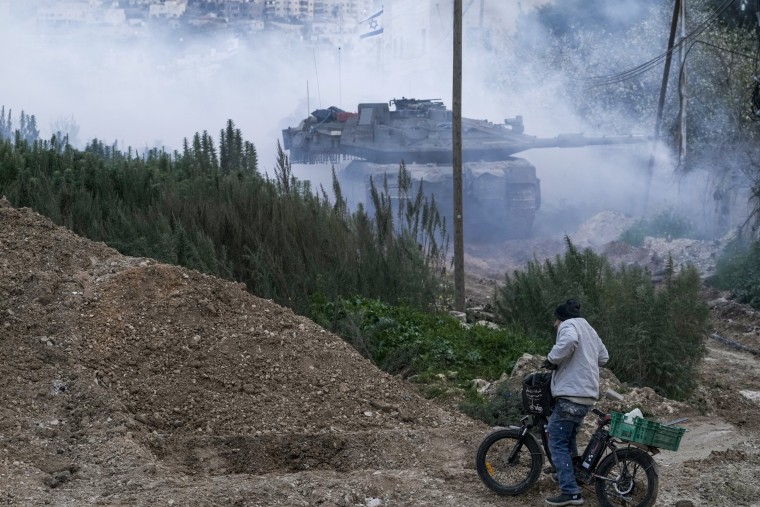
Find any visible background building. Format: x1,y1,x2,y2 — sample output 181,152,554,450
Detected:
262,0,372,21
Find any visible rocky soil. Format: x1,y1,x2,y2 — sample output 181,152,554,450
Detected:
1,200,759,506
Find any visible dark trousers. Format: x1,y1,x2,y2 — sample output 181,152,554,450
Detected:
547,398,590,494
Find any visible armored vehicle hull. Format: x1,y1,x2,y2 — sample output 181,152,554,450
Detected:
341,159,540,240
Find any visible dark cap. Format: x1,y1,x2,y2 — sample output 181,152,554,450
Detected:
555,299,581,321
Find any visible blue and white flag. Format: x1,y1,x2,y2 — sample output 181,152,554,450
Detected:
359,7,383,39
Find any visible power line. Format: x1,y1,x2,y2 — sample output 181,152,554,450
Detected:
581,0,738,86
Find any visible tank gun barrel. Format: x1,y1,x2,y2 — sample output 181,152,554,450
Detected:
529,133,649,150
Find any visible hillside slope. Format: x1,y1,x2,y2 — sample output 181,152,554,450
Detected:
0,198,499,506
2,198,760,506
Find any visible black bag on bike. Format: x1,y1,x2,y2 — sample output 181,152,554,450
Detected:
522,371,554,416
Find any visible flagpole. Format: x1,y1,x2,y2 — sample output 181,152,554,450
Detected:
338,46,342,109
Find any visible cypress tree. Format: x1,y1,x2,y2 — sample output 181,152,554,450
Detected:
0,106,10,139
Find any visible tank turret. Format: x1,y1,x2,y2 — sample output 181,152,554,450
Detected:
281,98,647,240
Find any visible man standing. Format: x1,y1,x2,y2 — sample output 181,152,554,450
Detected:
544,299,609,506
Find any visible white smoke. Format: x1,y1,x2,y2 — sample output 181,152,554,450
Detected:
0,0,747,239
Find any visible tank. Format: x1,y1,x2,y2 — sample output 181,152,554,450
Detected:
281,97,646,240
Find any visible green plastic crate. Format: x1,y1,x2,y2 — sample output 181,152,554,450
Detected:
609,412,686,451
609,411,638,441
638,420,686,451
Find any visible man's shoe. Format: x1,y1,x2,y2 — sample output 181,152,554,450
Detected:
545,492,583,506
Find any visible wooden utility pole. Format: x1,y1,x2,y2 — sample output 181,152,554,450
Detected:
453,0,465,312
677,0,687,169
644,0,681,210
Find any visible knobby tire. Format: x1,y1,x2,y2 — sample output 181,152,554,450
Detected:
594,447,659,507
475,428,543,496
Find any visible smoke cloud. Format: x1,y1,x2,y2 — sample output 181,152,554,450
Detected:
0,1,744,240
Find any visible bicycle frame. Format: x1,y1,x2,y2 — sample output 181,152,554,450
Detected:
518,407,647,484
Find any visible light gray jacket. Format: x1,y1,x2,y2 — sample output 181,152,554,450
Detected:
548,317,609,401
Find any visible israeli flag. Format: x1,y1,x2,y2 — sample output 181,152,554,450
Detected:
359,7,383,39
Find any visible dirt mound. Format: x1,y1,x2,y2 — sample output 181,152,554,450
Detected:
569,210,636,249
0,199,495,506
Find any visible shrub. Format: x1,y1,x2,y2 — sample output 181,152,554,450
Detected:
620,209,697,247
619,223,647,247
0,121,451,317
493,238,710,400
494,238,610,338
708,239,760,308
310,296,545,382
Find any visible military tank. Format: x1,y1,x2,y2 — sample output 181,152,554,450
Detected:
281,97,646,240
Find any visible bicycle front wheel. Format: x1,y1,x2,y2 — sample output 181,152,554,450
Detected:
475,428,543,496
594,447,659,507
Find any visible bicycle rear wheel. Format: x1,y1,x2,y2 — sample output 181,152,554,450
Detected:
594,447,659,507
475,428,543,496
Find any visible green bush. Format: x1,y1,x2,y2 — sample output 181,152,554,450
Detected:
493,238,610,337
708,239,760,308
619,223,647,247
493,238,710,400
620,209,697,247
310,296,546,382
